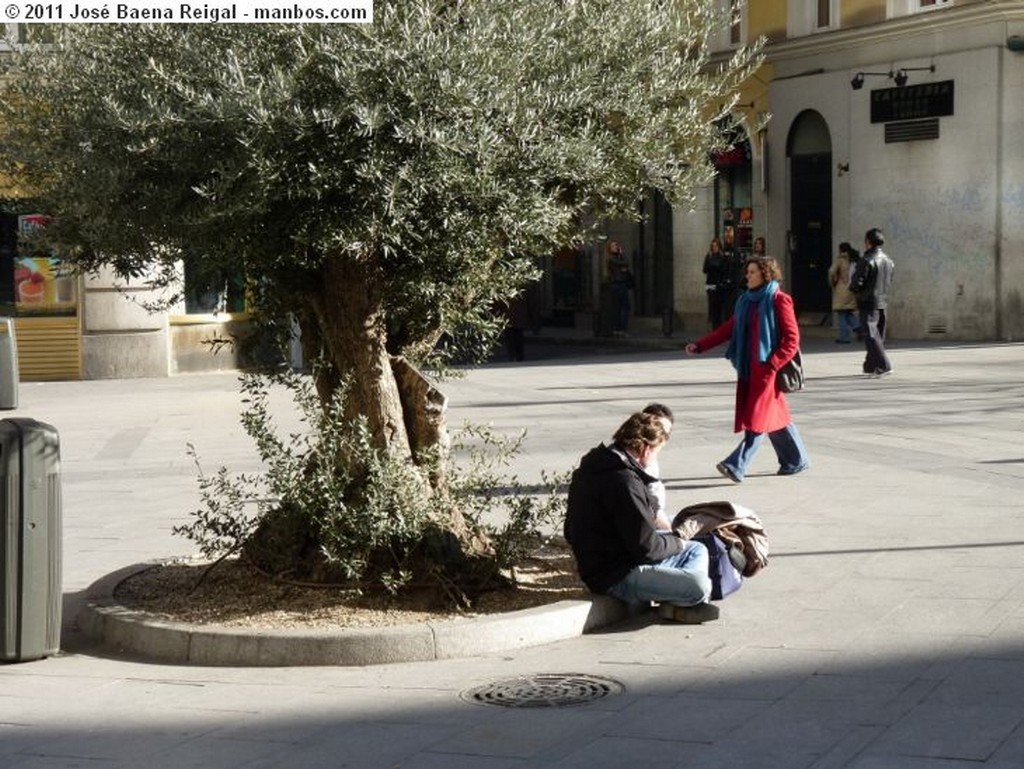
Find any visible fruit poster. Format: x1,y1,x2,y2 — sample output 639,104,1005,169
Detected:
16,215,77,313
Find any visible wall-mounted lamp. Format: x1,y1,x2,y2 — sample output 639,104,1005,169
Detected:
1007,35,1024,52
893,64,936,87
850,71,892,90
837,162,850,177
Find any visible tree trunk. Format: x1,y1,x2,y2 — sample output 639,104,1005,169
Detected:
309,255,480,549
312,257,411,455
391,355,449,491
248,256,495,592
295,304,342,406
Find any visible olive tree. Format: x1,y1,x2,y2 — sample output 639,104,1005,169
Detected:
0,3,761,593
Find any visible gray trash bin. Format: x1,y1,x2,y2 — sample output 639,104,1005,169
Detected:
0,318,17,410
1,418,62,662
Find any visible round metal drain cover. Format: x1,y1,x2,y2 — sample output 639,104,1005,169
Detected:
460,673,624,708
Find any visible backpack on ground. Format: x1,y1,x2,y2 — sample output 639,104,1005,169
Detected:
693,532,744,600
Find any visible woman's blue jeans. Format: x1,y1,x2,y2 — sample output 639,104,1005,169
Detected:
720,423,809,480
606,540,711,607
836,309,860,342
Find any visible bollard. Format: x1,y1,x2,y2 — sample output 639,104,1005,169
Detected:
0,318,18,410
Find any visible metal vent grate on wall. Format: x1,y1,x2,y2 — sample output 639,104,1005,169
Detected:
885,119,940,143
926,316,949,335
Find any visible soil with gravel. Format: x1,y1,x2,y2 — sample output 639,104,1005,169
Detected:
113,542,589,629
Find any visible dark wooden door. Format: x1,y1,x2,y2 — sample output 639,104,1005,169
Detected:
789,153,832,314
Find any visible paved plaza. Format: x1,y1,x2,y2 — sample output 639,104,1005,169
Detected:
2,333,1024,768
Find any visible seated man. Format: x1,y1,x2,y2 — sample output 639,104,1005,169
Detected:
641,402,674,530
563,412,718,624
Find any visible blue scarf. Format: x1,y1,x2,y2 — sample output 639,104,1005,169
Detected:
725,280,779,380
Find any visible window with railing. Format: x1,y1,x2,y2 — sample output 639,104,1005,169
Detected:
716,0,746,49
789,0,838,37
16,24,56,43
817,0,832,28
888,0,953,17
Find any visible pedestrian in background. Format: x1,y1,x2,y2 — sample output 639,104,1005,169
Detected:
685,256,810,482
702,237,731,328
850,227,895,376
501,291,531,362
828,242,861,344
721,227,743,319
606,240,633,338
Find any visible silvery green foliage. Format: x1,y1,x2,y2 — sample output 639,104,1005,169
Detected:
174,371,443,589
447,423,570,576
2,5,762,590
0,3,761,366
175,372,570,595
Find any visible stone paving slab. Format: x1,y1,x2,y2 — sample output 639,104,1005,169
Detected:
1,337,1023,768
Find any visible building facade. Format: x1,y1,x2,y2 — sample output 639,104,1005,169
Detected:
4,2,1022,381
0,214,253,382
671,0,1024,341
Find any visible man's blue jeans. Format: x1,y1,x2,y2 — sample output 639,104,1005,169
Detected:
606,540,711,607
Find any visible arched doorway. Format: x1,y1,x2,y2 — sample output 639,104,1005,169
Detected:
787,110,832,314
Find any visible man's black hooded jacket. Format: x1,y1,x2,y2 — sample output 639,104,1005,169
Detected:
564,443,683,593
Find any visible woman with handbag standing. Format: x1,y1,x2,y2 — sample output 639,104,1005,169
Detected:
685,256,810,482
828,242,861,344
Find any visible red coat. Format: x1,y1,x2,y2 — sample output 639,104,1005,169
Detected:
694,290,800,434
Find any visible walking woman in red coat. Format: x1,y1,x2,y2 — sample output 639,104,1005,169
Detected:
685,256,809,482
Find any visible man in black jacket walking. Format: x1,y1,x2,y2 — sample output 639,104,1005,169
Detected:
850,227,895,376
564,412,717,623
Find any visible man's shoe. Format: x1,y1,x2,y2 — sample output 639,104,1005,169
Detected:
716,462,742,483
870,368,892,378
777,463,810,476
658,602,720,624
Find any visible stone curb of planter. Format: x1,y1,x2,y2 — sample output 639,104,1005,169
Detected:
77,563,633,667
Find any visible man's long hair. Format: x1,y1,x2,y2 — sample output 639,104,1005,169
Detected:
613,412,668,456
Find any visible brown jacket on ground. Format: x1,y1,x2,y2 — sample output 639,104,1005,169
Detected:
672,500,769,578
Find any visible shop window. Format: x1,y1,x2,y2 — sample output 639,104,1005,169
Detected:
712,136,754,256
183,258,246,315
0,213,77,316
0,213,18,308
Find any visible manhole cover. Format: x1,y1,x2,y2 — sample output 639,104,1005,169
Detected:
460,673,624,708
